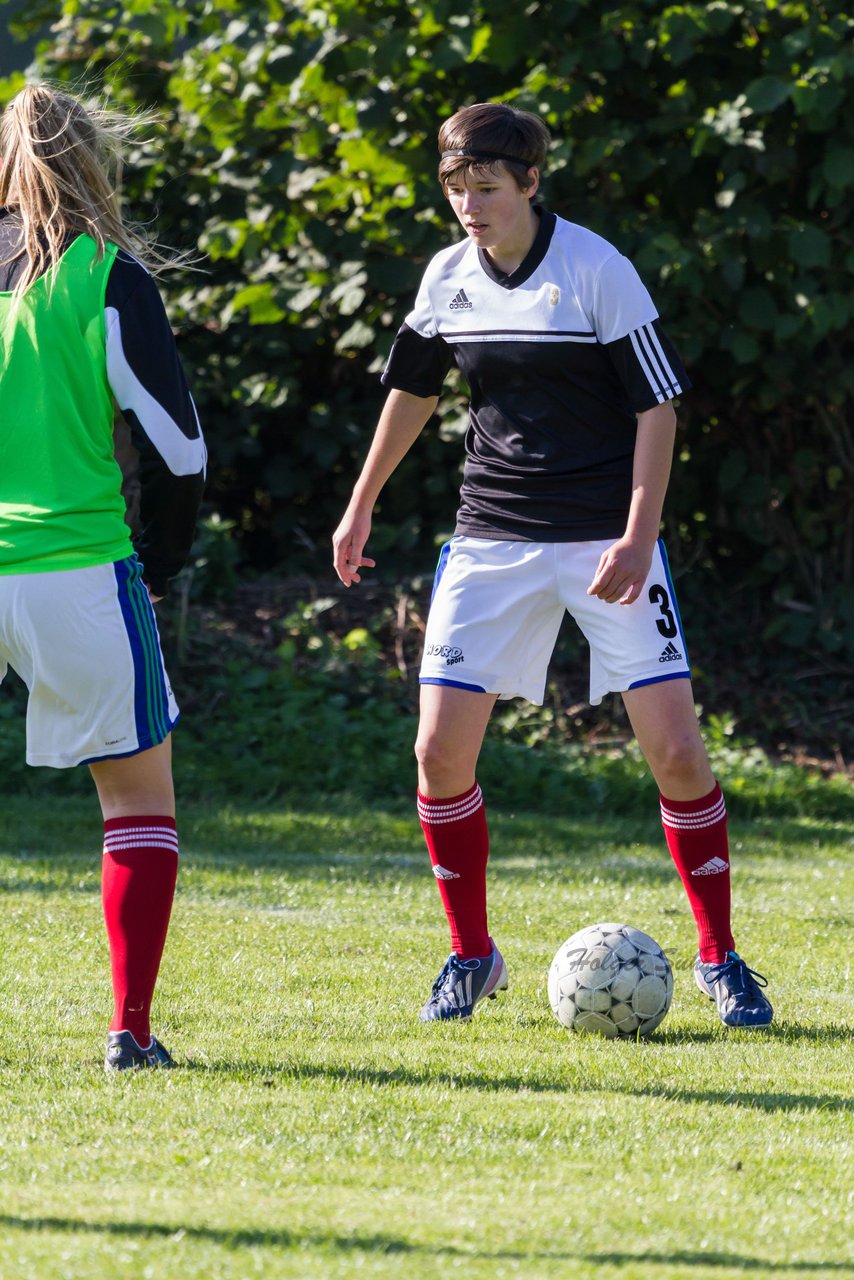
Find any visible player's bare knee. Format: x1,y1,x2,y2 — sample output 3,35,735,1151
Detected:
414,732,449,775
414,733,471,793
645,732,710,791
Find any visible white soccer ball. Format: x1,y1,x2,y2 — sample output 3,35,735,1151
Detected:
548,923,673,1039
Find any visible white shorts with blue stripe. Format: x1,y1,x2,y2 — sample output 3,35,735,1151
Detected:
0,554,178,768
420,536,691,707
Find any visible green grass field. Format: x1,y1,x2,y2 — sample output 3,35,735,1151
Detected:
1,791,851,1280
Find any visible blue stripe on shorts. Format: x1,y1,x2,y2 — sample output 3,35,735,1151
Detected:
656,537,689,666
627,671,692,693
113,555,171,749
430,541,453,604
627,539,691,694
419,677,488,693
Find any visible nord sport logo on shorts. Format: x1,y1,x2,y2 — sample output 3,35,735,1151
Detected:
427,643,465,667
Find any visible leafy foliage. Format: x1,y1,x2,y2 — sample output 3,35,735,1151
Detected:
2,0,852,747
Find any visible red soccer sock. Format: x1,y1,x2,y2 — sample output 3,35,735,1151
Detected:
101,815,179,1045
660,783,735,963
417,782,491,959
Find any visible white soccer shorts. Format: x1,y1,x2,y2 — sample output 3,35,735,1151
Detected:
420,536,691,706
0,555,179,768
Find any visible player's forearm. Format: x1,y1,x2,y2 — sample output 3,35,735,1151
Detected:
624,402,677,547
350,389,439,511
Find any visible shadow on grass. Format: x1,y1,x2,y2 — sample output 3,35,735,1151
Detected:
179,1054,853,1113
0,876,98,898
2,780,851,853
0,1215,846,1270
2,806,849,896
656,1021,854,1048
585,1254,848,1273
181,813,853,869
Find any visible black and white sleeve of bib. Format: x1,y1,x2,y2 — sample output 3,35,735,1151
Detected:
105,254,207,597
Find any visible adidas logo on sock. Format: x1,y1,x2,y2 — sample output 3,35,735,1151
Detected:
659,641,683,663
433,865,461,880
449,289,473,311
691,856,730,876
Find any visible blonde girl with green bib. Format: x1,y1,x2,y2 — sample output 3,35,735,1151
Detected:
0,84,206,1070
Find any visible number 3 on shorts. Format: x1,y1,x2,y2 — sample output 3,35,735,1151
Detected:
648,584,677,639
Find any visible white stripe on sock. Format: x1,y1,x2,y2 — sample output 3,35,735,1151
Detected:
418,786,483,826
103,825,179,854
660,795,726,831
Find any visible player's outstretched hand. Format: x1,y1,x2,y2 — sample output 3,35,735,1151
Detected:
332,506,376,588
586,537,653,605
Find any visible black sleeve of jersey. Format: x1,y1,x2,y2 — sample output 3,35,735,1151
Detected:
105,256,206,597
132,456,205,599
381,322,453,397
604,318,692,413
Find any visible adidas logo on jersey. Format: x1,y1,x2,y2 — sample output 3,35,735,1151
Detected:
433,865,461,880
659,641,683,663
449,289,473,310
691,856,729,876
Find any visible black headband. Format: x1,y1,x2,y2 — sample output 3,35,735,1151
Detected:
440,148,532,167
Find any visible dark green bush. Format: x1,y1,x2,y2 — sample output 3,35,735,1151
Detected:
2,0,852,751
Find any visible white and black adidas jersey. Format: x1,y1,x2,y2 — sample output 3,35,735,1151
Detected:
382,209,691,542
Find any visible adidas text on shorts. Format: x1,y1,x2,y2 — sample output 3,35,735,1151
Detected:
419,536,691,706
0,555,179,768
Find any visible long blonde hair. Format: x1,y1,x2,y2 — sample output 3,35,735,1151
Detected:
0,84,187,298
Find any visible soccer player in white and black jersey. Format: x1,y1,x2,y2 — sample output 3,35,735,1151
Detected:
333,103,772,1029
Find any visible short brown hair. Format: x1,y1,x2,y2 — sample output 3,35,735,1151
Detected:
438,103,550,193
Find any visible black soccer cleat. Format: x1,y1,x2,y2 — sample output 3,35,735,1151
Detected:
694,952,773,1028
104,1030,175,1072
